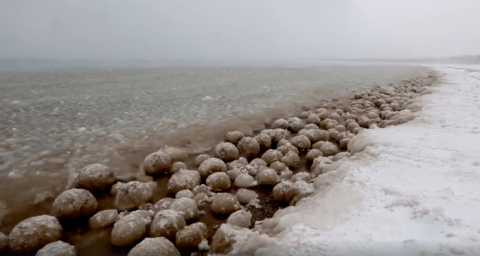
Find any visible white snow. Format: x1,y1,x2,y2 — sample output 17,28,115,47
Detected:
228,66,480,255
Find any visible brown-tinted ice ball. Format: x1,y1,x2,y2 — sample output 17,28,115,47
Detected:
128,237,180,256
236,189,258,204
89,209,118,229
163,147,188,163
290,135,311,151
343,112,357,120
290,172,310,183
234,173,256,188
7,215,63,253
244,164,260,177
261,149,283,165
320,118,339,130
328,128,340,141
344,118,356,125
194,154,210,167
271,128,291,143
317,110,329,120
215,142,239,162
280,168,293,180
311,157,333,175
227,159,246,171
279,167,294,180
305,149,323,164
276,143,299,156
170,162,186,174
339,138,350,149
250,158,267,167
357,116,372,128
306,113,321,125
170,198,199,222
111,181,153,211
353,127,363,134
255,133,272,151
52,188,97,219
300,129,324,144
273,181,297,204
35,241,76,256
167,169,201,194
76,163,115,191
272,118,289,129
335,108,345,116
226,168,246,181
329,113,342,122
192,184,210,195
270,161,287,174
193,195,210,209
227,210,252,228
175,190,194,199
288,115,302,122
152,198,175,212
276,139,289,148
281,151,300,170
175,222,208,249
209,224,237,254
0,232,7,252
237,157,249,166
256,168,279,186
206,172,231,192
198,158,227,178
111,214,146,247
304,123,320,130
211,193,239,215
346,121,360,132
367,111,380,119
319,141,339,156
385,111,397,120
143,151,172,175
150,209,186,240
311,141,326,150
315,129,331,142
225,131,245,145
334,125,347,133
237,137,261,159
336,131,349,142
299,111,310,118
289,119,305,133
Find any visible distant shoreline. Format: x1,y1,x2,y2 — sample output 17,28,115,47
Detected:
0,58,416,72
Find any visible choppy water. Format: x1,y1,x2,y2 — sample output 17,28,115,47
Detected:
0,61,424,240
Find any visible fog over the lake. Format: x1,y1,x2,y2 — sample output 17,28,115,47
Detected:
1,0,479,60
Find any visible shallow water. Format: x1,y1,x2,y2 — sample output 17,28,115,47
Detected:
0,63,425,253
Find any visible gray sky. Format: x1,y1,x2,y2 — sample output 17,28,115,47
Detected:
1,0,479,60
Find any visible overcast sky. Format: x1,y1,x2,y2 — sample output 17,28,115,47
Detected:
1,0,479,60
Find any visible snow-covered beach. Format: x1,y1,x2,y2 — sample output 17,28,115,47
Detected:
233,66,480,256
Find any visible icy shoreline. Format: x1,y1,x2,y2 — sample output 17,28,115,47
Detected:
0,66,439,255
243,66,480,255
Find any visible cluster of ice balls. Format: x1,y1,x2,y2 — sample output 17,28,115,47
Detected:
1,73,437,255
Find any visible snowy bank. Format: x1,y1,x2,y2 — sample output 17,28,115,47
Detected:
223,66,480,256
